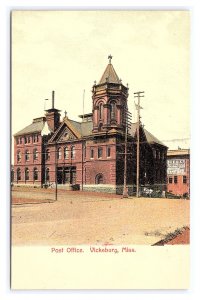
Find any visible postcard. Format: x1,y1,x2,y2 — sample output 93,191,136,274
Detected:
11,10,190,289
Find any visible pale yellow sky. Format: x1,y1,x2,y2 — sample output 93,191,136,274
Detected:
12,10,190,142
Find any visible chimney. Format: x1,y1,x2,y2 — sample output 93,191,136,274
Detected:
45,90,61,133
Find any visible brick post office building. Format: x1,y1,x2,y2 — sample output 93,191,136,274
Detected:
167,149,190,197
13,57,167,194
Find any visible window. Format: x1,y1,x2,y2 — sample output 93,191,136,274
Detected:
90,148,94,159
20,137,23,144
33,168,38,181
110,101,116,120
25,150,30,161
174,176,178,184
17,150,21,162
64,147,69,159
16,138,19,145
25,168,29,181
71,146,75,159
98,147,103,158
33,134,39,143
46,149,50,160
99,103,103,120
24,136,28,144
183,176,187,184
57,147,62,160
17,168,21,181
107,147,111,157
45,168,50,181
95,173,104,184
28,136,31,143
169,177,173,184
33,148,38,160
83,146,86,159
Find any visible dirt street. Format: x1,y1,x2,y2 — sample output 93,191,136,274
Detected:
12,188,190,245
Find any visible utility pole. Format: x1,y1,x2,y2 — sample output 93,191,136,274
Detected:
55,142,58,201
122,107,132,198
134,91,144,198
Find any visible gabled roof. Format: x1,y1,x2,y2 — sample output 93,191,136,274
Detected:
130,123,166,147
98,63,121,84
14,117,46,136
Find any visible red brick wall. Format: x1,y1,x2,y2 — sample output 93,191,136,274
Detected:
85,139,116,185
14,134,43,185
167,157,190,196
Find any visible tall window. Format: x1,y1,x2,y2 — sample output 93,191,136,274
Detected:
57,147,62,160
168,177,173,184
64,147,69,159
17,150,21,162
90,148,94,159
83,146,86,159
183,175,187,184
110,101,116,120
33,148,38,160
107,146,111,157
28,136,31,143
16,138,19,145
33,134,39,143
17,168,21,181
46,149,50,160
99,103,103,120
174,176,178,184
33,168,38,181
98,147,103,158
71,146,75,159
25,168,29,181
24,136,28,144
25,150,30,161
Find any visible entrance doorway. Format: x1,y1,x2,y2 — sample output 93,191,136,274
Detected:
57,167,76,184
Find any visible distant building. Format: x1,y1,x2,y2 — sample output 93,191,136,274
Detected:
167,149,190,197
13,57,167,194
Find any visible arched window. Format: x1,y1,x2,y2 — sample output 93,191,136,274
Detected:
57,147,62,160
71,146,75,159
110,101,116,120
17,168,21,181
64,147,69,159
33,148,38,160
99,103,103,120
25,150,30,161
17,150,21,162
45,149,50,160
95,173,104,184
45,168,50,182
25,168,29,181
33,168,38,181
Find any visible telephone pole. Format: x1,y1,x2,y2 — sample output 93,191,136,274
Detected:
122,107,132,198
134,91,144,198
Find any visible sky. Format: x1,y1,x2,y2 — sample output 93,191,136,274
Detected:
12,10,190,144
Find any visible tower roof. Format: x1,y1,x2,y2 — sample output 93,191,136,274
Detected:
98,56,121,84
